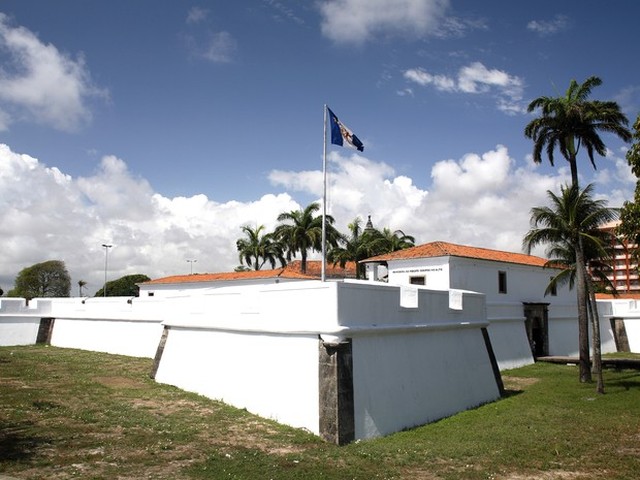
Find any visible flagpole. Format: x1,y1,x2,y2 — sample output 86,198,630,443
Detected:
321,104,327,282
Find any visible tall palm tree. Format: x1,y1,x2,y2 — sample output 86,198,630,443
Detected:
525,76,631,383
525,76,631,187
275,203,341,274
236,224,286,271
523,183,617,389
78,280,87,297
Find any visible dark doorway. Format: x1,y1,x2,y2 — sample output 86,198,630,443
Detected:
36,318,55,345
523,303,549,357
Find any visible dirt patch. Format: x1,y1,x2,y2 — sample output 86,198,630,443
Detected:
502,376,539,391
498,471,592,479
94,376,147,389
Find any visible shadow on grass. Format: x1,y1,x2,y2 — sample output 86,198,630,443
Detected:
501,389,524,398
603,369,640,391
0,421,51,462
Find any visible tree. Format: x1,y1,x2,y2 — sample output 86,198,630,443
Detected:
328,217,416,279
236,224,286,271
617,114,640,251
378,227,415,253
78,280,87,297
524,76,631,383
8,260,71,300
275,203,341,274
525,76,631,186
328,217,374,279
94,274,150,297
523,183,616,390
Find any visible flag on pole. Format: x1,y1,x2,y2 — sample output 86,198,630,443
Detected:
327,107,364,152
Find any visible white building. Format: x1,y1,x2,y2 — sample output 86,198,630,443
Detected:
362,241,618,369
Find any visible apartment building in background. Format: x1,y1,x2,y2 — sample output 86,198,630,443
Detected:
598,221,640,293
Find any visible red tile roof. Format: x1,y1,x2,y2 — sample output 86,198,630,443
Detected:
363,241,549,268
142,260,356,286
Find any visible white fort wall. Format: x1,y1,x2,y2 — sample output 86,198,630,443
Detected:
0,296,164,357
48,297,165,357
598,299,640,353
0,298,46,346
154,280,502,442
381,255,619,366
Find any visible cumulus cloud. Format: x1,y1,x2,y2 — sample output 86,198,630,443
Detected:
270,147,568,256
403,62,525,114
527,14,569,36
0,144,298,295
319,0,450,44
1,142,631,295
0,13,106,132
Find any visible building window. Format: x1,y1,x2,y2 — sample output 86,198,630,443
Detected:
498,271,507,294
409,276,426,286
549,277,557,296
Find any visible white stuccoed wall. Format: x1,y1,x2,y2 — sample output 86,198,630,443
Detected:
0,298,43,346
49,297,165,357
598,299,640,353
378,255,618,366
0,296,165,357
156,328,321,432
154,280,501,440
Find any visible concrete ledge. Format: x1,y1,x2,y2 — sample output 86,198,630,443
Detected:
537,356,640,369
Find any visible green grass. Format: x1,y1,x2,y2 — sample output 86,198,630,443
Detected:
1,346,640,479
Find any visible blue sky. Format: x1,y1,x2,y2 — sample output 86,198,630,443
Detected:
0,1,638,294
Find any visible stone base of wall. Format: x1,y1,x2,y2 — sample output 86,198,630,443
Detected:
318,339,354,445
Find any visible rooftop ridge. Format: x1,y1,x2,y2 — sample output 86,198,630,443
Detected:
363,240,548,268
142,259,356,285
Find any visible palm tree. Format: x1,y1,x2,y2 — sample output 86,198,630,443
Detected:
525,76,631,187
78,280,87,297
523,183,617,389
525,76,630,383
236,225,286,271
275,203,341,274
328,218,416,279
378,227,415,253
328,217,375,279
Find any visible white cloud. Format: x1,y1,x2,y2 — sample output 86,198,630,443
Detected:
319,0,450,44
1,142,630,295
527,14,569,36
0,144,298,295
403,62,525,114
186,7,209,24
202,31,237,63
0,13,106,132
186,30,238,63
183,9,238,63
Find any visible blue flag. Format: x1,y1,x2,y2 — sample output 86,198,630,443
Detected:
328,108,364,152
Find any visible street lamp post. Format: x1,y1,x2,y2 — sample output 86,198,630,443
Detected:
186,259,197,275
102,244,112,297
